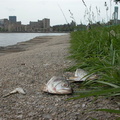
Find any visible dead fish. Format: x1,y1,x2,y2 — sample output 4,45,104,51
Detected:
69,69,98,81
3,87,26,97
43,76,72,94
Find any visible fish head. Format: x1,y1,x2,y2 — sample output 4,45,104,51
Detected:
55,80,72,94
68,69,89,81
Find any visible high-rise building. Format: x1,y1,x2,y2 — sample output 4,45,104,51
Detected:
0,19,9,26
114,0,120,4
114,6,118,24
9,16,17,23
42,18,50,29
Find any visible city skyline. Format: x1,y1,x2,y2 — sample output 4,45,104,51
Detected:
0,16,50,32
0,16,50,25
0,0,119,26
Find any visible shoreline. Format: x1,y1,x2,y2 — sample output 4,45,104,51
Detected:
0,31,70,33
0,34,69,56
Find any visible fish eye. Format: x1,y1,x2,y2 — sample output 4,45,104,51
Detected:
62,83,68,87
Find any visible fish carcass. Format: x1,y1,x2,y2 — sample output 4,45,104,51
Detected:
69,69,98,82
43,76,72,94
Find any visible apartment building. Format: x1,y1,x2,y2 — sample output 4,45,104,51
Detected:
0,19,9,31
28,20,43,32
28,19,50,32
42,18,50,31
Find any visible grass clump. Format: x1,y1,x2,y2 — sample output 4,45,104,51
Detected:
68,25,120,98
69,25,120,86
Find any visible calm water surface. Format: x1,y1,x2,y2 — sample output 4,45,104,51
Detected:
0,33,68,47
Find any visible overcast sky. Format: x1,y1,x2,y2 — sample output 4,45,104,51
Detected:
0,0,119,26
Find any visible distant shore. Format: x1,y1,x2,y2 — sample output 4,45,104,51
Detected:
0,34,69,56
0,31,70,33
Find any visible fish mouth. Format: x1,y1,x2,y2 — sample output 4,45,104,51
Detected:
62,88,71,90
56,87,71,91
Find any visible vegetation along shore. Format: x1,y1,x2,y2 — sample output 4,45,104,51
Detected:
67,25,120,119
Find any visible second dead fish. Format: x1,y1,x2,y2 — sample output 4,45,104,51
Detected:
69,69,98,82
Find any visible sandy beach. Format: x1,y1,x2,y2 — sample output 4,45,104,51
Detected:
0,34,119,120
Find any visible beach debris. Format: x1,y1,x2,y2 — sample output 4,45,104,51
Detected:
3,87,26,97
108,30,116,37
43,76,72,94
110,30,116,36
21,63,26,65
43,63,51,67
82,103,86,108
68,69,98,82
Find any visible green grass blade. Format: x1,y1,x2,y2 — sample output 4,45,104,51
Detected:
95,81,119,88
68,87,120,100
94,109,120,114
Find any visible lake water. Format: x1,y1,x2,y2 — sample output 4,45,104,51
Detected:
0,33,68,47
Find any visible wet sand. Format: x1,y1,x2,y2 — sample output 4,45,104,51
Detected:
0,36,52,56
